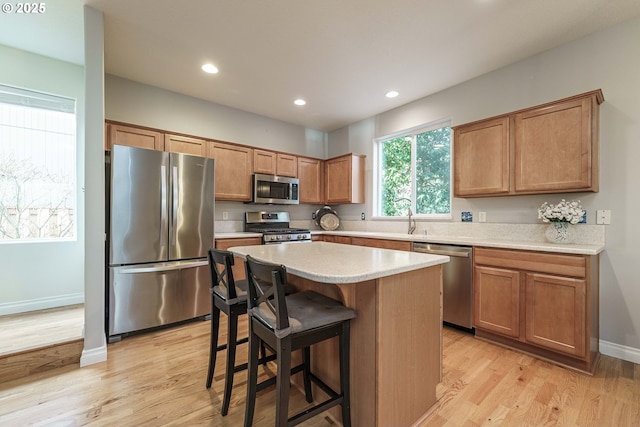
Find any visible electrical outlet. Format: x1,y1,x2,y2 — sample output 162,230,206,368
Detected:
596,210,611,225
361,212,366,220
222,211,229,220
478,212,486,222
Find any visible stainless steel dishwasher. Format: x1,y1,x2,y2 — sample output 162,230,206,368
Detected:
413,242,474,331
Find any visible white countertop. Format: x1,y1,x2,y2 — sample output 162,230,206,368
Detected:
217,229,604,256
229,241,449,284
315,230,604,255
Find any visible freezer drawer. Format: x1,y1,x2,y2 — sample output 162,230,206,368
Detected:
108,260,210,338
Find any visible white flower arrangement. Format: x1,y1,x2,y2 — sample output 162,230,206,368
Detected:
538,199,584,224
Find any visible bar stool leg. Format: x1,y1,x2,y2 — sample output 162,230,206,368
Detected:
221,309,239,416
206,305,221,389
340,321,352,427
302,346,313,403
244,325,260,427
275,337,292,427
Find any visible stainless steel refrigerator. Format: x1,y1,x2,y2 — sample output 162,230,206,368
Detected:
107,145,214,341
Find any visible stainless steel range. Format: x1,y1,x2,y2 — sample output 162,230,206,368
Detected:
244,211,311,244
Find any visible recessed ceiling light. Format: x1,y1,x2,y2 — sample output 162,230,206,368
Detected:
201,63,219,74
386,90,399,98
294,99,306,106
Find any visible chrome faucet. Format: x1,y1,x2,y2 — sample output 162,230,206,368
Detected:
394,197,417,234
407,207,417,235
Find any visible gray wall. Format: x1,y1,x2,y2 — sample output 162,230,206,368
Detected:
0,45,84,313
329,16,640,354
105,75,327,159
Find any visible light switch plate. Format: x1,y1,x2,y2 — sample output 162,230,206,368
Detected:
478,212,486,222
596,210,611,225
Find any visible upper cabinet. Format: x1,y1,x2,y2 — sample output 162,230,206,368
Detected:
453,90,604,198
297,156,324,204
253,149,277,175
252,150,297,177
276,153,297,177
165,134,209,157
454,117,510,196
209,142,253,201
107,123,164,151
325,153,365,204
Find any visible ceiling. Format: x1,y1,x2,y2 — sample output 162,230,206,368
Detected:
2,0,640,132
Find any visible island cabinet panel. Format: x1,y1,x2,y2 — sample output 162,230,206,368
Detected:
209,142,253,201
297,156,324,204
325,153,366,204
285,266,442,427
252,149,277,175
453,117,510,197
214,237,261,281
276,153,298,177
164,134,209,157
452,89,603,198
107,123,164,151
473,247,599,374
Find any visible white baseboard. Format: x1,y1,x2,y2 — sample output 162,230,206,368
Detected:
80,345,107,367
600,339,640,364
0,294,84,316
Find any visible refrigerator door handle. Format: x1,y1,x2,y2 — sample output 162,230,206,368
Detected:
160,165,168,246
118,259,209,274
172,165,179,245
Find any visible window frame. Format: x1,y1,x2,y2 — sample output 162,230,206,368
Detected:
373,118,452,221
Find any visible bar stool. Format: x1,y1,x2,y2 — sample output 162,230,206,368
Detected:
206,248,275,416
243,255,356,427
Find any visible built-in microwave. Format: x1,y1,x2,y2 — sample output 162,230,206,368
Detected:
252,173,299,205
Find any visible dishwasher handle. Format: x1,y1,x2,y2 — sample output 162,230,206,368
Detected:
413,242,472,258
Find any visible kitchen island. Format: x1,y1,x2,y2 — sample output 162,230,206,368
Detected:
230,242,449,427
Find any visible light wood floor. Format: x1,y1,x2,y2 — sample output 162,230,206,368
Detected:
0,317,638,426
0,304,84,357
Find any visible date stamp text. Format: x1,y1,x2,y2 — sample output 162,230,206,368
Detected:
2,3,46,14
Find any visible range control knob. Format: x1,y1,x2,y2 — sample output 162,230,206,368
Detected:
286,235,292,240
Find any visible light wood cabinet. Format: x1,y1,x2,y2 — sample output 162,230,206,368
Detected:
297,157,324,204
165,134,209,157
351,237,411,251
454,117,509,196
253,149,277,175
453,90,603,198
325,153,366,204
276,153,297,177
215,237,262,281
473,265,520,337
107,123,164,151
322,235,352,244
209,142,253,201
473,247,599,373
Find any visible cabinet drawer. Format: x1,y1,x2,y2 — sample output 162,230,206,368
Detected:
474,247,586,278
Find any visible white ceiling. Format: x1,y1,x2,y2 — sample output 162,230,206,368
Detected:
2,0,640,132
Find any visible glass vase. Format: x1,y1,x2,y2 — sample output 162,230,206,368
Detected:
545,222,574,244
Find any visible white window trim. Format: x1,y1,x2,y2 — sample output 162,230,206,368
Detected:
372,118,453,221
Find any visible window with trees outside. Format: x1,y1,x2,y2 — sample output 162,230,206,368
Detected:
375,120,451,218
0,84,76,241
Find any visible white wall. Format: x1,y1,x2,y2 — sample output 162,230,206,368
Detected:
105,75,327,159
329,16,640,355
0,45,84,314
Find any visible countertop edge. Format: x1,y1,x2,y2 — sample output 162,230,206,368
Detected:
229,243,449,284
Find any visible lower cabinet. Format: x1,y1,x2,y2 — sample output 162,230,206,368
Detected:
214,237,262,281
473,247,599,374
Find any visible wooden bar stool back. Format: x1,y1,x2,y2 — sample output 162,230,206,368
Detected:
243,255,356,427
206,248,260,416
